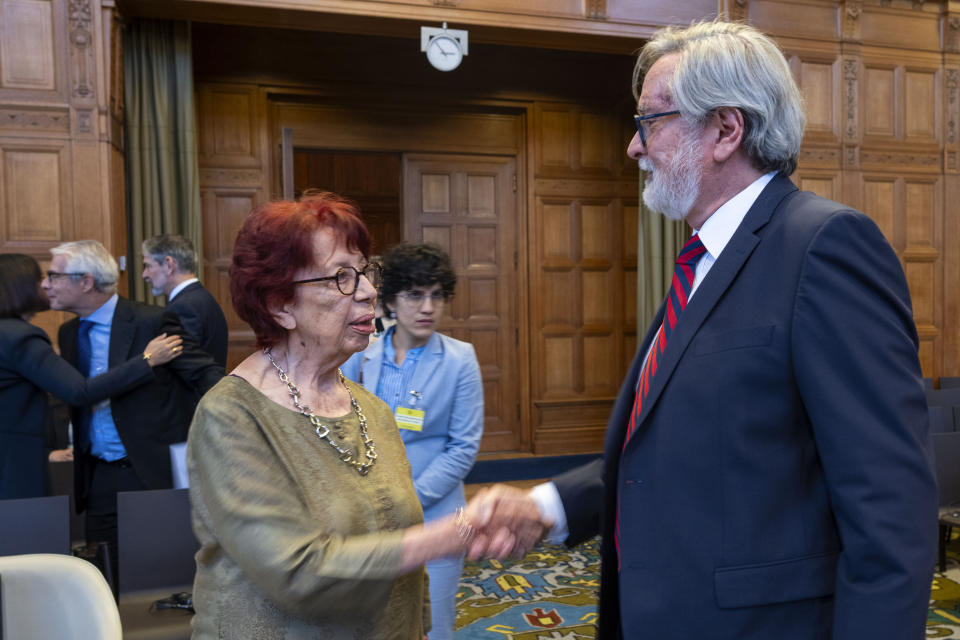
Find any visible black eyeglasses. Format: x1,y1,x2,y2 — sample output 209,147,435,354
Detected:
396,289,450,305
634,110,681,148
45,271,85,281
292,263,382,296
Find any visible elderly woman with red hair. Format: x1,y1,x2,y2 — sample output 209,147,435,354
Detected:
186,192,508,639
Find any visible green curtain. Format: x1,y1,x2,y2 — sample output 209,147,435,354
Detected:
124,20,202,302
636,175,687,336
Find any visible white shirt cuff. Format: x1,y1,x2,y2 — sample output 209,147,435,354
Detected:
529,481,569,545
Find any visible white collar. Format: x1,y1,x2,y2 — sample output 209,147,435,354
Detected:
168,277,199,301
695,171,776,260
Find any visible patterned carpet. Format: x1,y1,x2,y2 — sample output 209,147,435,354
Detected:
454,530,960,639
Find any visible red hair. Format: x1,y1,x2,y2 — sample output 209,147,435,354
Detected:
229,191,371,348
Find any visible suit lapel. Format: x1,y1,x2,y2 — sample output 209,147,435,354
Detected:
108,298,136,367
407,333,444,400
628,175,799,440
60,317,80,365
359,335,386,391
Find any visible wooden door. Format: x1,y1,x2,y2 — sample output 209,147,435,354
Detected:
403,154,520,452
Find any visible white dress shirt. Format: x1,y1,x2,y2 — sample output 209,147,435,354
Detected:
168,277,199,302
531,171,777,543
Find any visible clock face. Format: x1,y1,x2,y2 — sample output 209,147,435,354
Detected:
426,35,462,72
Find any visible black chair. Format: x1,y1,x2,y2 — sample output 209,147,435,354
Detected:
929,406,952,434
117,488,198,595
926,388,960,433
940,377,960,390
0,495,70,556
933,432,960,572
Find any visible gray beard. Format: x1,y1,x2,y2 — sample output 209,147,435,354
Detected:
150,285,164,296
640,129,703,221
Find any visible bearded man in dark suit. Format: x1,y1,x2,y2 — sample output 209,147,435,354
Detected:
478,20,937,640
43,239,223,583
142,234,229,368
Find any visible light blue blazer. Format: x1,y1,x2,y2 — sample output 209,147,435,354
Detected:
341,330,483,522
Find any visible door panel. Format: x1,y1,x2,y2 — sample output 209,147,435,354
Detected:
404,154,520,452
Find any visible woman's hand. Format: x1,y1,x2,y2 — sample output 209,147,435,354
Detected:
143,333,184,367
48,448,74,462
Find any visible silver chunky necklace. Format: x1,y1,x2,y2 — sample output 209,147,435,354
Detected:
264,348,377,476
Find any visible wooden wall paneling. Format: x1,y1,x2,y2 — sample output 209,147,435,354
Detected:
747,0,840,42
943,57,959,376
197,83,263,169
0,140,72,252
0,0,68,102
197,82,271,369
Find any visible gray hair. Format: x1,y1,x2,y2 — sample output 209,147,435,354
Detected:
634,20,805,176
50,240,119,294
141,234,197,275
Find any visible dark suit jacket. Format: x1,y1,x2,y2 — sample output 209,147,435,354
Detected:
554,175,937,640
0,317,155,499
167,282,229,368
58,297,223,509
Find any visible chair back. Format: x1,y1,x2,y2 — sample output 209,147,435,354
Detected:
933,432,960,509
939,377,960,390
117,488,198,595
0,495,70,557
926,388,960,432
0,553,121,639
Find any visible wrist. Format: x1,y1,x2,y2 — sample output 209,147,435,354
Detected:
143,351,153,365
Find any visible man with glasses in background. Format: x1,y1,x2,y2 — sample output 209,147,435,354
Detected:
43,239,223,588
479,19,936,640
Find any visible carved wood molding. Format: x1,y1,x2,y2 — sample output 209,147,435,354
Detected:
843,1,862,41
69,0,95,101
947,68,959,146
859,149,940,169
585,0,607,20
0,107,71,133
729,0,749,23
843,59,859,140
428,0,459,6
844,144,860,169
946,14,960,54
200,168,264,187
798,146,841,167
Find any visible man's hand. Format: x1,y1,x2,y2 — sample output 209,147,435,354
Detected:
463,484,553,560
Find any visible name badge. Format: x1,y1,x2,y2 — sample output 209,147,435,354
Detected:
395,407,426,431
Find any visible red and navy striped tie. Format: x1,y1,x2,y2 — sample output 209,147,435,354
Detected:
615,233,706,566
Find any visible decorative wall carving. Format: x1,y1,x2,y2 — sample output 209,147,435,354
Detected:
843,1,862,41
585,0,607,20
860,150,940,168
76,109,93,134
844,144,860,168
68,0,95,100
199,168,263,187
429,0,459,5
947,15,960,54
798,146,840,167
844,59,859,139
729,0,749,23
0,108,71,133
947,69,959,145
948,151,957,170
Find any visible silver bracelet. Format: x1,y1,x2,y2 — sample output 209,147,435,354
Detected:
454,506,475,542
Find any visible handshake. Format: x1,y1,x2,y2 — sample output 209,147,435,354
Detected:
455,484,554,561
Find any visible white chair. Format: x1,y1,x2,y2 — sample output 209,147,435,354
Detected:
0,553,122,640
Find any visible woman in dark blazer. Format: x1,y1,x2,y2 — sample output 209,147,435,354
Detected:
0,254,182,499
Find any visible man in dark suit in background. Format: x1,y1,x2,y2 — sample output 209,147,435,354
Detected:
479,20,937,640
142,234,229,368
43,239,223,583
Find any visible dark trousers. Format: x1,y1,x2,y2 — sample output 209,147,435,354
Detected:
84,455,146,589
